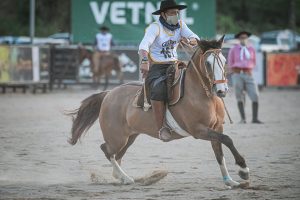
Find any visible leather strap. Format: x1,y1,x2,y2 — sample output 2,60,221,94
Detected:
214,79,228,84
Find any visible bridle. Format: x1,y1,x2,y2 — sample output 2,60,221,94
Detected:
200,48,227,86
180,42,227,97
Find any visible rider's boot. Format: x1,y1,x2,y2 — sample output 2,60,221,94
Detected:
237,101,246,124
151,100,172,142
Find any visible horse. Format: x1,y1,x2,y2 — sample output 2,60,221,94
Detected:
78,45,123,90
67,36,250,188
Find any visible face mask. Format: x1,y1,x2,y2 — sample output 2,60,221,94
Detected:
165,14,179,25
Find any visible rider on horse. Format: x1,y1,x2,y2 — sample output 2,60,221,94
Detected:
138,0,200,141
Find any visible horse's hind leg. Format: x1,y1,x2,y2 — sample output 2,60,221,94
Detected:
112,134,139,179
100,135,136,184
100,134,138,179
101,134,138,180
115,134,139,161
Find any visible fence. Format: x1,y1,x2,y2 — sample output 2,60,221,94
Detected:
49,45,79,89
0,45,50,93
1,44,299,93
0,45,142,92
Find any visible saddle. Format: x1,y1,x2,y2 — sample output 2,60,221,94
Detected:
133,62,187,110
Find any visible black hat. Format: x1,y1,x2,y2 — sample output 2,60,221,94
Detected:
235,31,251,39
99,26,109,31
152,0,187,15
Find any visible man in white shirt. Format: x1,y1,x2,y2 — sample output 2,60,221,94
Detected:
138,0,200,141
93,26,113,74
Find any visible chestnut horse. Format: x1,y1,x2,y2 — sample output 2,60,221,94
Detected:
78,45,123,90
68,36,250,187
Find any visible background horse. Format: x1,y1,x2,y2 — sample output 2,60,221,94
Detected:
68,36,250,188
78,45,123,90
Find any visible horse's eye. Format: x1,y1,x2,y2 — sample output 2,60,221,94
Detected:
205,61,210,66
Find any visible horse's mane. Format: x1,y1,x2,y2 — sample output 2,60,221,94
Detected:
197,39,222,53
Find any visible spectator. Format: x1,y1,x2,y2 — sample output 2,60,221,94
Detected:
227,31,263,124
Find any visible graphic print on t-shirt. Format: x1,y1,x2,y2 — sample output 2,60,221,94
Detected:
160,40,177,58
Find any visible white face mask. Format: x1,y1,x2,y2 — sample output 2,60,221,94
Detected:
165,14,179,25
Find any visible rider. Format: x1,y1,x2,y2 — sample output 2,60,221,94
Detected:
138,0,200,141
93,26,113,72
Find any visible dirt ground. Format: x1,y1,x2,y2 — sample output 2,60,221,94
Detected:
0,86,300,200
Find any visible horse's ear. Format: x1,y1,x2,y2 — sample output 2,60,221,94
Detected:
218,35,225,44
196,38,201,46
196,38,204,51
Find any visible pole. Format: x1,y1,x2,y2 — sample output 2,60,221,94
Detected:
221,98,233,124
30,0,35,44
289,0,296,49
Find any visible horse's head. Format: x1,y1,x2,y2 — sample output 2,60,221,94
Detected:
196,35,228,98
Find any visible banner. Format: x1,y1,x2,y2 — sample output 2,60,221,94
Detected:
0,46,10,82
11,46,33,81
0,45,50,84
267,52,300,86
71,0,216,44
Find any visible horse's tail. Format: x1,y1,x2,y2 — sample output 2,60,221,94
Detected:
65,91,109,145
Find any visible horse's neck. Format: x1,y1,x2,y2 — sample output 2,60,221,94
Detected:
184,52,211,98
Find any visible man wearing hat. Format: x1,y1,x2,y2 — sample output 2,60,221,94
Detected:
138,0,200,141
227,31,263,124
93,26,113,74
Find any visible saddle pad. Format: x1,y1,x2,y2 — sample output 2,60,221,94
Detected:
166,108,191,137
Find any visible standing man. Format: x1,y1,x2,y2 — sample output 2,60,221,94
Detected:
138,0,200,141
227,31,263,124
93,26,113,74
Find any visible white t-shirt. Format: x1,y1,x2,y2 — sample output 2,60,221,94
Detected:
95,33,112,51
139,20,199,62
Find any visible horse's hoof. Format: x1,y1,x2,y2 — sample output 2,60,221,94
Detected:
239,181,250,189
224,185,232,190
224,177,240,188
238,167,250,180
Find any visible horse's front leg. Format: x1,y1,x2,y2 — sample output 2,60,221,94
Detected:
211,125,240,188
211,140,240,188
193,125,250,185
103,73,109,90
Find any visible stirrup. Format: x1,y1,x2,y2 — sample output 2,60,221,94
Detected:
158,126,172,142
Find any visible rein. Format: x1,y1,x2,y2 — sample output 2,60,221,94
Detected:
180,42,227,95
200,48,227,85
179,42,211,97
